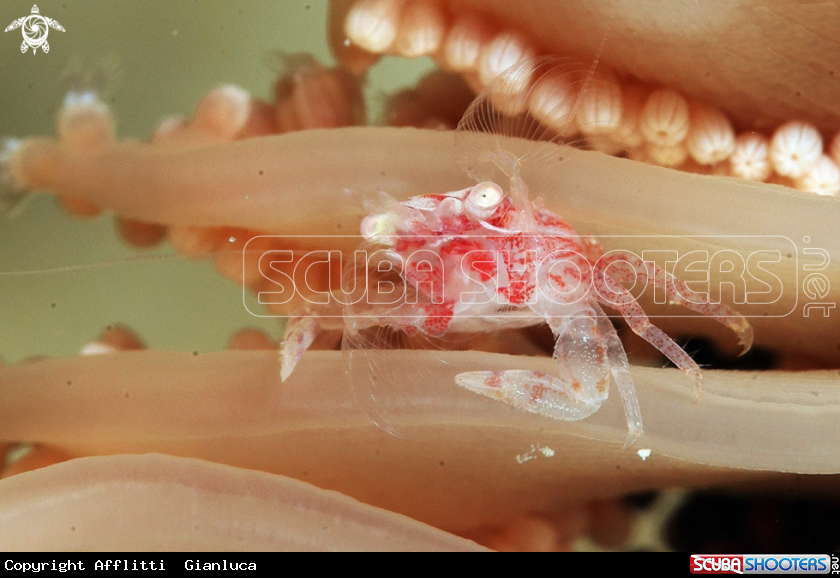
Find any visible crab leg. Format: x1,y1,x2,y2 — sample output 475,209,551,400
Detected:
282,294,457,382
593,304,643,448
593,270,704,397
279,288,349,382
280,315,321,382
597,252,754,353
280,310,346,382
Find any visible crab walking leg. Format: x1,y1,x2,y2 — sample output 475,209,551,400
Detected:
279,282,430,383
593,305,643,448
280,301,347,382
598,252,754,352
594,270,704,397
280,315,322,382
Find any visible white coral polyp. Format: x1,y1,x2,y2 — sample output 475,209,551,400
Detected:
729,132,772,182
639,88,689,147
769,120,823,179
396,0,446,58
478,31,536,88
443,13,493,72
528,74,577,134
345,0,401,53
795,154,840,196
576,72,624,136
686,104,735,165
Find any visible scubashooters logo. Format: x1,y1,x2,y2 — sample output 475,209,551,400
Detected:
690,554,831,574
5,5,65,54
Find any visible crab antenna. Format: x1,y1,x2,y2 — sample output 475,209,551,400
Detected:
480,149,533,216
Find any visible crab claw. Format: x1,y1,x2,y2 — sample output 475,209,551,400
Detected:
455,369,602,422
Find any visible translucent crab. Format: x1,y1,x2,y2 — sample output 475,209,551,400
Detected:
280,58,753,447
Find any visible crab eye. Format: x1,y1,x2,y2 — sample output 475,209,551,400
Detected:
470,182,504,208
465,182,504,220
464,181,505,219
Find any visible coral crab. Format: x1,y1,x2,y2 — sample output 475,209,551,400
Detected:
280,58,754,448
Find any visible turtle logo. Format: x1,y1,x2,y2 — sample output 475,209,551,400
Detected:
5,5,65,54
